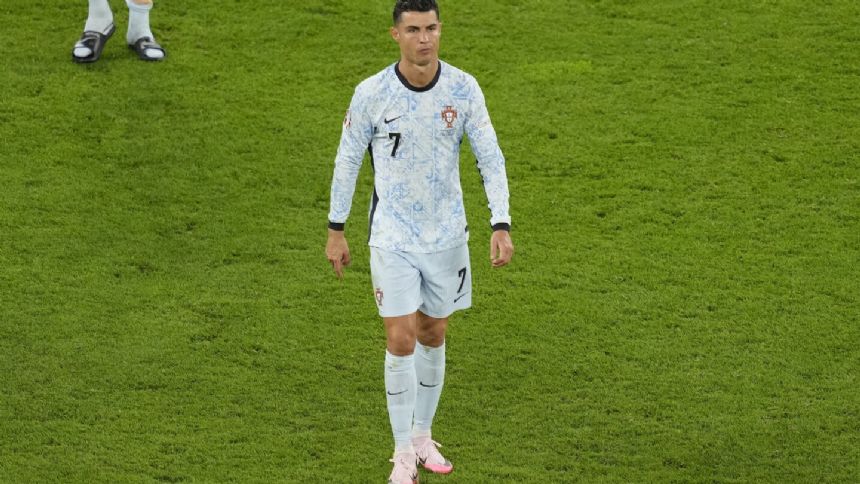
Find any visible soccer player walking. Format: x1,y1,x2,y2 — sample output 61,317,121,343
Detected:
325,1,513,482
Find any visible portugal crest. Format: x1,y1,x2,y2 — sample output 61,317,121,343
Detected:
441,106,458,129
375,288,384,307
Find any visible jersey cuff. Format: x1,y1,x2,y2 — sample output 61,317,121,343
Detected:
491,223,511,232
328,221,345,231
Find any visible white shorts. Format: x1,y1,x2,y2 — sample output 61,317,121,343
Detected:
370,244,472,318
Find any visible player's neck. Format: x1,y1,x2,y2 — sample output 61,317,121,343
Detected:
398,59,439,88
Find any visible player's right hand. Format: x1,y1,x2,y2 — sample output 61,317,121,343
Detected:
326,229,351,279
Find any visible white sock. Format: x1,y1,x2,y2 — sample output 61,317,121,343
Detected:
385,351,416,453
412,341,445,436
84,0,113,33
126,0,163,59
75,0,113,58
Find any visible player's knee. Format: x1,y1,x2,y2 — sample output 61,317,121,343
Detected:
419,333,444,347
386,328,416,355
418,317,447,347
418,326,445,347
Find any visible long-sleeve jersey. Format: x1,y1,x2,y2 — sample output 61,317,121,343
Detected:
328,60,511,253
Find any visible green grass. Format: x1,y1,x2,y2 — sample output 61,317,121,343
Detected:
2,0,858,482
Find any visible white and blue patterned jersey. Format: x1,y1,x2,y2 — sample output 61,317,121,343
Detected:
328,60,511,253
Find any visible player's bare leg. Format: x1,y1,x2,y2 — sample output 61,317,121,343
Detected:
384,313,419,484
412,312,453,474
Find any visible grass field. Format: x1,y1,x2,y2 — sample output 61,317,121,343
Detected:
1,0,858,482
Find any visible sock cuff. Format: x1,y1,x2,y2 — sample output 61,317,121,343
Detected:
126,0,153,12
415,341,445,359
385,350,414,369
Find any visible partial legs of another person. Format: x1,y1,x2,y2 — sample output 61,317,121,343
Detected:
72,0,115,63
126,0,165,61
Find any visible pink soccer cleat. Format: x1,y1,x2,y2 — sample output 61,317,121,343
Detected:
413,438,453,475
388,451,419,484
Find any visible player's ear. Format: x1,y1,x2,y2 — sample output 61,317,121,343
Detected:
390,26,399,42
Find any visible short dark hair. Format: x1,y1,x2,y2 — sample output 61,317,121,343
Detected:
393,0,440,25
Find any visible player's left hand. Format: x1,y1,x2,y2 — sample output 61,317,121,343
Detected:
490,229,514,268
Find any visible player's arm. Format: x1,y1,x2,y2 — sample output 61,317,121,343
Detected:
327,87,373,278
464,79,514,267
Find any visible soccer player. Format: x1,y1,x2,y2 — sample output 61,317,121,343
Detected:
325,1,514,482
72,0,166,63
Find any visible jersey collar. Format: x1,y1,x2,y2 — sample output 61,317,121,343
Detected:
395,61,442,92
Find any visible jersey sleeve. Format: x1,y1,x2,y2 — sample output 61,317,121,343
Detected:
464,78,511,229
328,85,375,228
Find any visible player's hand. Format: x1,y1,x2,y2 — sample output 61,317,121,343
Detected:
490,229,514,268
326,229,351,279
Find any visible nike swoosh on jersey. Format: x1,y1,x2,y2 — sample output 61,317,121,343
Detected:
384,115,403,124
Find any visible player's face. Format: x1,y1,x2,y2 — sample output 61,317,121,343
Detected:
391,11,441,67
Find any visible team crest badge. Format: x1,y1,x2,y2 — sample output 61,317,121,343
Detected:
441,106,457,128
375,288,384,307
